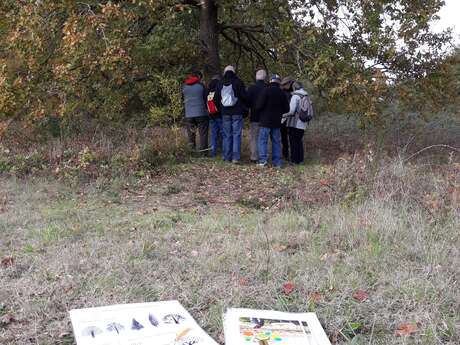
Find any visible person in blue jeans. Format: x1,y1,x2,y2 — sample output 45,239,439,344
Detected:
213,65,248,163
258,126,282,166
209,117,223,157
207,75,222,157
222,114,243,161
255,74,290,167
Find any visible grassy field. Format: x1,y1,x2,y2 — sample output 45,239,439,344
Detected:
1,115,459,344
1,154,459,345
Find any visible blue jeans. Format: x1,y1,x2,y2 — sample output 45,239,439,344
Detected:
258,127,282,166
222,115,243,161
209,117,223,157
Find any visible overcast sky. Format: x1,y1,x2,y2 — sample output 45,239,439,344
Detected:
434,0,460,44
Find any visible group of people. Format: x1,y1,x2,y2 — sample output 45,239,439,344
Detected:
182,65,313,166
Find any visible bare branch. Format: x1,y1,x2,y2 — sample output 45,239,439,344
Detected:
221,23,266,33
220,30,268,70
178,0,201,7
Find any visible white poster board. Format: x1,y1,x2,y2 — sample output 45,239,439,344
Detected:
69,300,218,345
223,308,331,345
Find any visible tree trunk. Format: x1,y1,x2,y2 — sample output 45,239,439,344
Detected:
200,0,221,78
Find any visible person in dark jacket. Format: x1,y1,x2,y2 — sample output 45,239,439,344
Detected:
182,71,209,153
256,74,290,167
280,76,294,161
207,75,222,157
246,69,267,163
213,65,247,163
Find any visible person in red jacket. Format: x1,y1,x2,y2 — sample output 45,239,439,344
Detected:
182,71,209,154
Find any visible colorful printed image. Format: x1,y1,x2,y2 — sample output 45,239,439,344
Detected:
239,318,314,345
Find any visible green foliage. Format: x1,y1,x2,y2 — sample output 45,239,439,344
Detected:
149,75,184,127
0,0,457,132
0,151,44,175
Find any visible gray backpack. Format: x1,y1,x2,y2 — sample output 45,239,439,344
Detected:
296,93,314,122
221,84,238,107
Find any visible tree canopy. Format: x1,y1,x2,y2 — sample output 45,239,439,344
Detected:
0,0,458,134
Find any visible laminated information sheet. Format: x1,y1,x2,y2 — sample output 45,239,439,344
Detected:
69,300,218,345
223,308,331,345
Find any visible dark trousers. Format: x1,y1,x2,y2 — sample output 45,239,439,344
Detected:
288,127,305,164
280,123,289,161
185,116,209,152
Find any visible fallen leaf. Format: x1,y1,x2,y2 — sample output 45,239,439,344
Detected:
0,314,16,326
1,256,14,267
329,330,339,343
353,289,369,302
309,292,322,303
282,281,295,295
319,179,334,186
395,323,418,337
239,277,250,286
18,319,30,326
273,244,287,252
175,327,191,341
320,250,345,262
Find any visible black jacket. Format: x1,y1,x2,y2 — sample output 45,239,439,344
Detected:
247,80,266,123
214,71,248,116
256,83,290,128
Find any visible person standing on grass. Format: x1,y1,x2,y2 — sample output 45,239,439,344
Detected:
280,76,294,162
214,65,247,163
207,74,222,158
247,69,267,163
282,81,309,164
182,71,209,154
256,74,290,167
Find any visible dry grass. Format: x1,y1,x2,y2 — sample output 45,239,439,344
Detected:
1,147,459,344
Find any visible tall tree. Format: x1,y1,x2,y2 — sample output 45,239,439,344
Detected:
0,0,455,130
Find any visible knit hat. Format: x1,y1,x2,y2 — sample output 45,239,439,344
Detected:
280,76,294,87
224,65,235,73
255,69,267,81
292,81,304,91
270,74,281,83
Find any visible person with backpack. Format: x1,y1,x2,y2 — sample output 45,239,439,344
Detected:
280,76,294,162
256,74,290,167
282,81,314,164
207,75,222,158
213,65,248,163
182,71,209,154
246,69,267,163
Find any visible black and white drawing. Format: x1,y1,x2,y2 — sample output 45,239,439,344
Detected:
163,314,186,324
81,326,102,338
131,318,144,330
70,301,218,345
107,322,124,334
149,313,159,326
